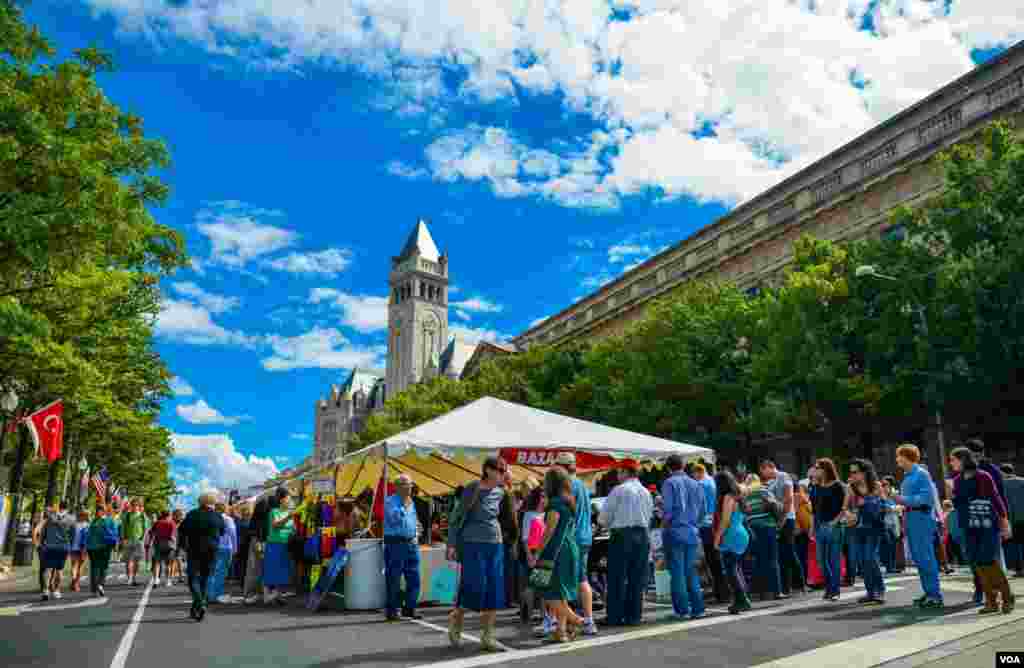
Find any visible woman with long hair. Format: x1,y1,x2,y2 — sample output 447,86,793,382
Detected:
847,459,886,605
86,506,118,597
447,456,508,651
949,447,1014,614
529,468,583,643
713,471,752,615
814,458,846,601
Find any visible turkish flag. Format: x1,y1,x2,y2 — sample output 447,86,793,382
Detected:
25,399,63,463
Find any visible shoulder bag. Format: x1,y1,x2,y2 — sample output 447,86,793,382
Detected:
528,515,576,589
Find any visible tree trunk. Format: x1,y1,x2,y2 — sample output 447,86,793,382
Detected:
44,458,60,509
2,427,30,555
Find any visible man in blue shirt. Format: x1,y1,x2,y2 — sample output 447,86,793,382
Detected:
661,454,707,620
894,445,943,608
555,452,598,636
383,474,421,621
690,461,726,603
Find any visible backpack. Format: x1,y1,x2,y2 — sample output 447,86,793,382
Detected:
42,518,71,549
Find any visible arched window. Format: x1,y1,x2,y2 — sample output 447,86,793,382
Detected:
420,282,426,298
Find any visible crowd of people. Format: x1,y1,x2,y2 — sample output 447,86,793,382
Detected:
24,436,1023,638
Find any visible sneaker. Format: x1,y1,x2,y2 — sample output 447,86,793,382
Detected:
216,595,230,604
857,595,874,604
919,598,944,610
52,591,62,600
690,611,709,620
41,593,49,601
97,585,105,597
582,619,599,636
165,580,173,588
534,618,555,638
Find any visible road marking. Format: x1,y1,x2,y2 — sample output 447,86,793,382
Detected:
406,579,919,668
408,617,512,652
22,597,109,613
110,579,154,668
748,605,1024,667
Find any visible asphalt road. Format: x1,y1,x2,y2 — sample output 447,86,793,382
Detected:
2,568,1022,668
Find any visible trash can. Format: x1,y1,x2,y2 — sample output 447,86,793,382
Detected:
13,538,34,567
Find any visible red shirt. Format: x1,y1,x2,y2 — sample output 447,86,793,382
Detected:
152,519,176,542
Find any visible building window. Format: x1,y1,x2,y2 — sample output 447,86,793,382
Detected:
813,171,843,204
420,282,426,298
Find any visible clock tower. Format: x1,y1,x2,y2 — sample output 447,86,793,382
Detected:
386,219,449,397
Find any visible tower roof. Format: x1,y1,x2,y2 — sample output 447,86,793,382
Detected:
398,219,441,262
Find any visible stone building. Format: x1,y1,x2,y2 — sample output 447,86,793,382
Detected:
506,41,1024,475
312,220,480,463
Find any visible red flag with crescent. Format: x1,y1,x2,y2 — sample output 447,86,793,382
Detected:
24,399,64,463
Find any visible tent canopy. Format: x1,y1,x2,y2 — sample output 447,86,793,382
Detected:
331,397,714,497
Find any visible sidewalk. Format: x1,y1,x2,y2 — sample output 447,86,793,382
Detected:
0,554,39,593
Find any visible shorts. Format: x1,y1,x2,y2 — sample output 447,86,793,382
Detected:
41,548,69,571
155,546,174,563
122,541,145,562
577,545,591,584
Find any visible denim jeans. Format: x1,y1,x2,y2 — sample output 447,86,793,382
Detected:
751,525,782,596
815,525,842,597
906,513,942,601
778,519,805,593
384,539,421,615
721,550,748,607
664,537,704,617
207,547,232,599
851,532,885,598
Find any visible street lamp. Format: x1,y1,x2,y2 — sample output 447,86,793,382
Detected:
855,264,948,483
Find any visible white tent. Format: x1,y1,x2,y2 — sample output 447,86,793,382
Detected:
329,396,714,497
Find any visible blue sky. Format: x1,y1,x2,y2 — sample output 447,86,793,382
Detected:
24,1,1016,506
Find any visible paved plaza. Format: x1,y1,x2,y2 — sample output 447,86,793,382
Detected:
2,567,1022,668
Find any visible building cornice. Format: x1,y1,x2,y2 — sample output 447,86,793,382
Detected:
514,42,1024,348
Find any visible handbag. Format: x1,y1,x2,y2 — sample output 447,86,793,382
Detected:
529,517,575,589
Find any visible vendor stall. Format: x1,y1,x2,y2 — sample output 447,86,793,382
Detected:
262,396,714,610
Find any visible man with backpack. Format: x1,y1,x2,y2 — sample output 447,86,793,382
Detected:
36,502,74,600
121,498,152,586
761,459,805,596
744,476,786,600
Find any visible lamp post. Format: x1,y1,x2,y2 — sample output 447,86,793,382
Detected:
855,265,948,484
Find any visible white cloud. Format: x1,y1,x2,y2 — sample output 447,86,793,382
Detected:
529,315,550,329
451,296,503,314
449,325,506,344
263,248,353,277
83,1,1010,209
387,161,429,179
262,327,386,371
176,399,248,426
607,244,652,263
171,282,240,314
155,298,257,347
196,202,298,268
171,433,279,491
308,288,389,333
169,376,195,397
455,309,471,321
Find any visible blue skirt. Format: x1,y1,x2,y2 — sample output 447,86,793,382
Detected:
41,548,68,571
457,542,505,612
263,542,293,587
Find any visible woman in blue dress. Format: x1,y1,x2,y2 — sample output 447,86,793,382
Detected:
713,471,751,615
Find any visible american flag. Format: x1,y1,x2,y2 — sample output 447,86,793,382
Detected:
91,467,110,500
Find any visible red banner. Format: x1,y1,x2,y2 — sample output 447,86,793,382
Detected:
499,449,619,472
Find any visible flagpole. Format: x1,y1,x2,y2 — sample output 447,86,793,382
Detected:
2,427,29,556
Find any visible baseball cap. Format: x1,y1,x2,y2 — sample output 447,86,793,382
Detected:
619,459,640,472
